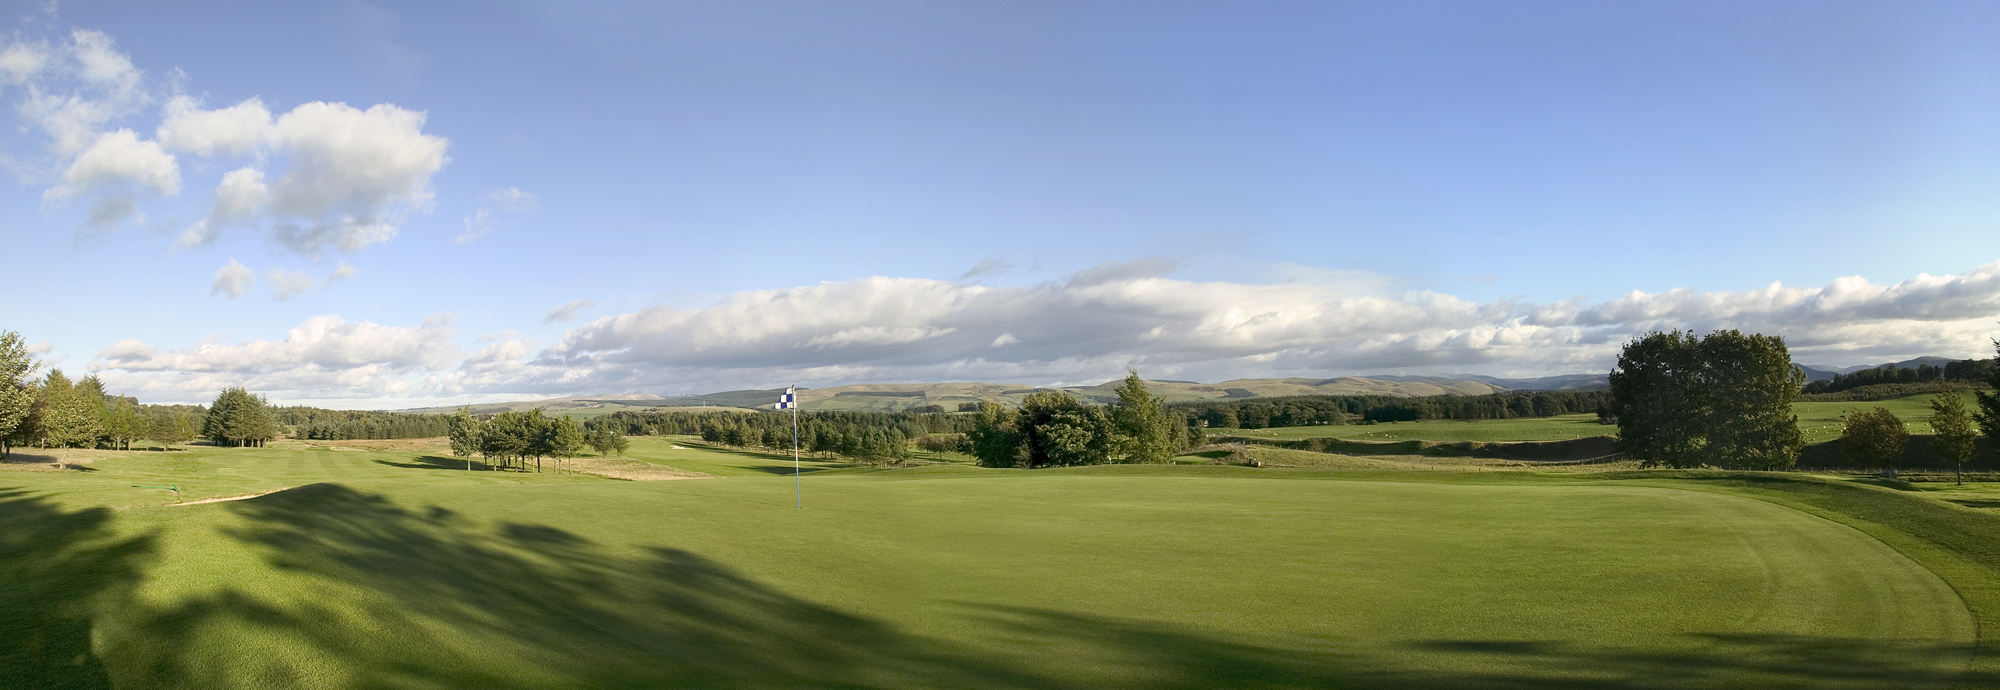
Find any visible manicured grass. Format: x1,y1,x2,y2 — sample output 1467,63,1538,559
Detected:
3,444,1997,688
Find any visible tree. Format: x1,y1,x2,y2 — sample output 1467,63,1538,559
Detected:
1110,370,1176,464
1018,390,1113,467
482,411,534,471
38,370,101,467
105,397,144,450
1930,387,1978,484
547,415,585,474
203,388,279,447
967,401,1023,468
447,407,486,470
76,375,109,448
0,331,37,459
586,422,628,457
1979,338,2000,464
1610,330,1805,469
1841,407,1909,474
148,407,198,451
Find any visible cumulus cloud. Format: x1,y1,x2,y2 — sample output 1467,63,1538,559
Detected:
43,128,179,226
209,259,253,298
92,261,2000,403
544,299,595,323
156,95,271,156
91,314,461,402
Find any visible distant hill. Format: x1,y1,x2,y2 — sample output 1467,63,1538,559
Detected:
1801,356,1964,378
397,393,667,416
1368,374,1609,391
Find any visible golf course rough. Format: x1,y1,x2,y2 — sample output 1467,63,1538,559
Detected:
0,441,1992,689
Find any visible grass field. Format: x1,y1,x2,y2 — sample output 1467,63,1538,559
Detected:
7,438,2000,688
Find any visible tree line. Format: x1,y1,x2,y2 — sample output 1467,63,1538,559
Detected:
0,331,210,459
1802,359,1997,395
1171,389,1612,429
590,407,977,463
446,408,626,472
278,406,453,441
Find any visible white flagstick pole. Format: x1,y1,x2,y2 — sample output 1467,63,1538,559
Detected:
791,386,801,509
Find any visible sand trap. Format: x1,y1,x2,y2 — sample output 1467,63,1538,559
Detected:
169,487,293,506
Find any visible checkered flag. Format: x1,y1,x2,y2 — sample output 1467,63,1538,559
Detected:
776,387,797,410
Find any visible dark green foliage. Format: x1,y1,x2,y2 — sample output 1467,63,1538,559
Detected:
1800,381,1994,402
1610,330,1805,470
586,421,629,456
39,370,103,450
968,402,1023,468
0,331,36,458
1171,390,1611,430
1979,339,2000,463
595,407,962,462
279,407,452,440
1804,358,1995,394
202,388,278,447
1017,390,1113,467
1840,407,1909,470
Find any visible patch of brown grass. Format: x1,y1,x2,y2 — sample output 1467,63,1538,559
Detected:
277,437,452,454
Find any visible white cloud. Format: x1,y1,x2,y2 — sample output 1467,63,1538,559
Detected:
156,95,271,156
14,30,148,157
91,314,461,402
544,298,595,323
90,261,2000,403
0,42,47,84
209,259,253,298
47,128,178,196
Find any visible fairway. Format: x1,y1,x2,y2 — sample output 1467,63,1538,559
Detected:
4,444,1993,689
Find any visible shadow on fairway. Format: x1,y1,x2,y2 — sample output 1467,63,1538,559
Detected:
0,488,153,690
373,455,486,471
107,483,1990,689
119,483,1059,689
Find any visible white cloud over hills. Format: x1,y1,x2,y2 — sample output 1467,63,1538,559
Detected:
88,260,2000,405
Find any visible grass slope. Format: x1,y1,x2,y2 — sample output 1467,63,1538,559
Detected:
5,443,1997,688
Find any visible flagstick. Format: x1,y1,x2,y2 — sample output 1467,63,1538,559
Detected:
792,386,801,509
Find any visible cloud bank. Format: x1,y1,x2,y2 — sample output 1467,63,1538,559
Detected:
90,260,2000,404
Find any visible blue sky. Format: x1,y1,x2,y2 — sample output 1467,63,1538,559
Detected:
4,0,1999,407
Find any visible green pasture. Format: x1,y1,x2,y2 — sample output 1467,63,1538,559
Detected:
5,443,2000,688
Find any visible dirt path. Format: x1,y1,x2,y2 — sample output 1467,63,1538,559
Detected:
168,487,293,506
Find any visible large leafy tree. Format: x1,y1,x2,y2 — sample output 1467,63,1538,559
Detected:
39,370,102,467
447,407,486,469
1840,407,1909,473
967,401,1023,468
148,407,198,451
0,330,38,459
1610,330,1804,469
1930,387,1979,484
1019,389,1113,467
1110,370,1177,464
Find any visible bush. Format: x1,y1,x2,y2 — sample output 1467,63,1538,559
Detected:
1840,407,1909,470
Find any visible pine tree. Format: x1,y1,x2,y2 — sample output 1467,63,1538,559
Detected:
76,375,110,448
0,331,37,459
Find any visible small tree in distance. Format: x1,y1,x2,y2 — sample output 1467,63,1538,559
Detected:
1841,407,1909,476
1977,337,2000,464
1930,386,1978,484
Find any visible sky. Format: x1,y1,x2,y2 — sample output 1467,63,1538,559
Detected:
3,0,1999,408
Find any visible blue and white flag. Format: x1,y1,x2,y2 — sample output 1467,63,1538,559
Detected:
776,387,797,410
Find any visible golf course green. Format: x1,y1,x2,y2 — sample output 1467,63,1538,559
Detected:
6,438,1999,688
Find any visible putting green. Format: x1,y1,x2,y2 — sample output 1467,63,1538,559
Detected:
0,448,1986,688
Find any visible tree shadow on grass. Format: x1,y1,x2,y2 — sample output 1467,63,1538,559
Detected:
118,483,1060,689
106,484,1993,689
0,488,153,690
372,455,483,471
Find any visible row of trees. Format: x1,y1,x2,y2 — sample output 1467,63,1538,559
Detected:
446,408,626,472
1803,359,1997,395
1170,390,1612,429
1,332,212,458
280,407,453,440
966,371,1190,468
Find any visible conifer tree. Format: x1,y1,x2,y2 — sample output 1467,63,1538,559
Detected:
1978,338,2000,463
76,375,109,448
